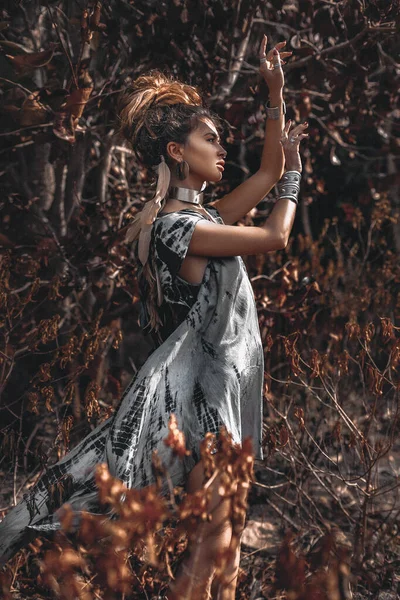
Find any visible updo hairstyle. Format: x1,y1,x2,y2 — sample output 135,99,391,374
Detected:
117,70,222,168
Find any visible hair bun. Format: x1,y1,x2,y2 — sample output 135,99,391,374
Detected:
118,70,202,144
140,70,202,107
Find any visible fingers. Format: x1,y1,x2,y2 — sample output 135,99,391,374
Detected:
260,36,293,70
259,36,292,73
276,50,292,66
290,122,309,137
259,34,267,58
283,121,308,134
281,121,309,148
272,47,281,68
265,48,292,65
284,119,292,135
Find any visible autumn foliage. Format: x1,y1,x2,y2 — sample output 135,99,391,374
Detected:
0,0,399,599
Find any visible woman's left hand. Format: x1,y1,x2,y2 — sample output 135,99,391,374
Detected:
259,35,292,94
280,119,309,173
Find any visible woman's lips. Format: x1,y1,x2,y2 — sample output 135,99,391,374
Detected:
217,164,225,171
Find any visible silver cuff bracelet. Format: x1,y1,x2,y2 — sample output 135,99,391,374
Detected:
265,99,286,120
277,170,301,205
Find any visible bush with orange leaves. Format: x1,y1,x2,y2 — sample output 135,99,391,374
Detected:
0,416,256,600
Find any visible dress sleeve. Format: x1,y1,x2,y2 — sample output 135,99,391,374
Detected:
153,212,205,279
204,205,225,224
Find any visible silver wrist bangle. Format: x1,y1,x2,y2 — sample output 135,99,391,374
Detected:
277,170,301,205
265,99,286,120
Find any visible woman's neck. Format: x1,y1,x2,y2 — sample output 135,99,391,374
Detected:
162,199,193,213
168,173,205,190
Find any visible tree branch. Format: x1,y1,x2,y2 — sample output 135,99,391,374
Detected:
285,28,370,72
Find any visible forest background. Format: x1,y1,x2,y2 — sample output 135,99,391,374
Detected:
0,0,399,599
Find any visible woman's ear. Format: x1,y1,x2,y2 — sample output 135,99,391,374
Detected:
166,141,184,163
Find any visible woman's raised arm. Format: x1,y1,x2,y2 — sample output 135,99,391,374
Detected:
209,35,292,226
188,120,308,258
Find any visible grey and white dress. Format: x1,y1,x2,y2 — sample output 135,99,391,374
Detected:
0,204,264,566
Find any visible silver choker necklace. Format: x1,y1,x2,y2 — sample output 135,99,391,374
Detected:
168,186,205,206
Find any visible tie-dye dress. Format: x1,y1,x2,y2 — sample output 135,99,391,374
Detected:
0,205,264,566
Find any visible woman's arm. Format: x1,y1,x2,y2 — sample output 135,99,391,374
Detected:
209,36,291,226
188,120,308,257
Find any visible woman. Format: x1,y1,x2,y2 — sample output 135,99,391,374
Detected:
0,35,307,599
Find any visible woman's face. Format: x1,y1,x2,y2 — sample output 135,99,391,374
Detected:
182,118,227,184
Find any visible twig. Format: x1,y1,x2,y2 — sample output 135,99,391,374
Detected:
98,130,115,205
0,123,53,137
23,423,40,471
254,480,289,490
289,88,331,99
32,206,79,276
211,11,255,103
252,18,302,35
310,113,378,153
10,280,50,294
283,419,356,522
0,140,35,156
285,28,370,72
377,41,400,69
301,197,313,240
264,496,300,531
44,1,78,89
97,57,122,98
10,552,23,590
13,403,24,506
0,77,38,97
19,4,40,52
113,145,135,155
65,132,89,224
354,458,373,565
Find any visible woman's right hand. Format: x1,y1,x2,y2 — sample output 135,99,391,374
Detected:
280,119,309,173
258,35,292,96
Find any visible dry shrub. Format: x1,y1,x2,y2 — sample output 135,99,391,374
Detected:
1,419,255,599
244,198,399,598
273,531,352,600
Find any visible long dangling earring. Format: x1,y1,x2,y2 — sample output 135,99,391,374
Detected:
176,160,189,180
